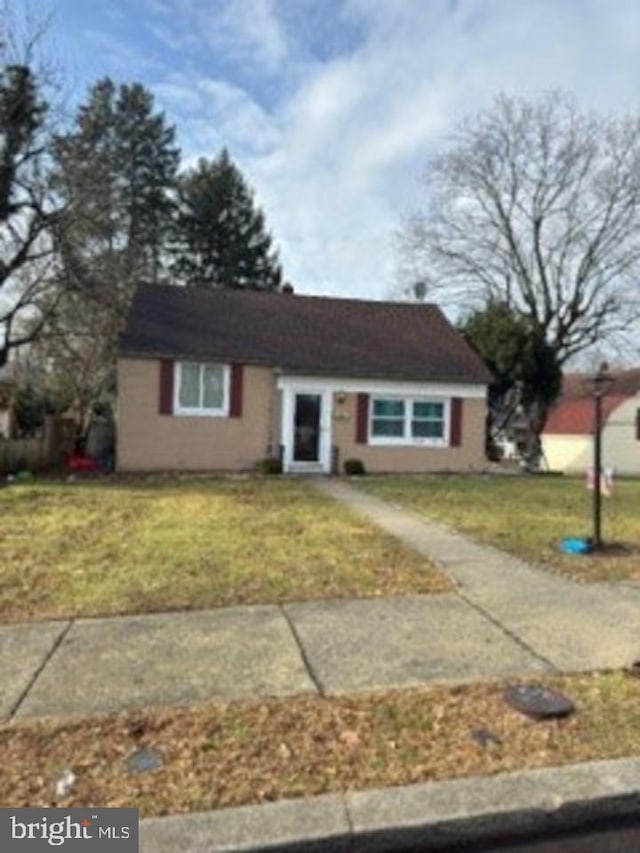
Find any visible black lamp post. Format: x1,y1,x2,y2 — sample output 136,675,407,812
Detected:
586,362,614,549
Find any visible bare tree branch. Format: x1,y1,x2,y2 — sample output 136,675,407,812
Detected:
400,92,640,363
0,6,60,365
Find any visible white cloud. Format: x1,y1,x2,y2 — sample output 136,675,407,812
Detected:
81,29,164,74
154,79,204,113
148,0,640,300
155,74,281,159
259,0,640,299
147,0,288,72
226,0,288,68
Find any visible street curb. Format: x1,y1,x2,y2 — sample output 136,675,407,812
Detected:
140,757,640,852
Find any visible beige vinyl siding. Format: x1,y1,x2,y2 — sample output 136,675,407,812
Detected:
332,393,486,473
117,358,276,471
118,359,488,473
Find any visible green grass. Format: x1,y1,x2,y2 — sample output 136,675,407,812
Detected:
359,474,640,582
0,476,448,622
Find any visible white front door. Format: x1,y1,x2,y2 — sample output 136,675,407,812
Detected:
282,388,332,472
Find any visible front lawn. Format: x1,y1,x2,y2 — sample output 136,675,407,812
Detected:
0,476,447,622
2,671,638,815
359,474,640,582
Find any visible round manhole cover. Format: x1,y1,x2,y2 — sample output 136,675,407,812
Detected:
126,747,164,773
504,684,575,720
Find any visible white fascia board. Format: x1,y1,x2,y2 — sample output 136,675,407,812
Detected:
276,374,487,399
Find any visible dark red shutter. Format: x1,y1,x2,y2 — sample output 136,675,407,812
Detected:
159,359,174,415
450,397,463,446
356,393,369,444
229,364,244,417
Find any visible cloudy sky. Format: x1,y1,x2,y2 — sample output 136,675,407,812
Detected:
32,0,640,301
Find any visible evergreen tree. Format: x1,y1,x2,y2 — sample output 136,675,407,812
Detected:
173,149,282,290
52,77,180,294
461,300,562,463
38,78,180,439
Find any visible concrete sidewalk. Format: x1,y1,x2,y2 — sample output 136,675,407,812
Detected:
1,479,639,721
2,592,553,719
315,479,640,673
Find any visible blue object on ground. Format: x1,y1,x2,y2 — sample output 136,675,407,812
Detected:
126,747,164,773
560,537,592,555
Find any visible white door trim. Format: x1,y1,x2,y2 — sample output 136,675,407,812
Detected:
281,386,332,473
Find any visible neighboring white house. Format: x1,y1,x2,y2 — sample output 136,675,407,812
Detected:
542,369,640,475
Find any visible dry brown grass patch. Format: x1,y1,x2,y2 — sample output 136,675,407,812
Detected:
0,476,447,621
1,672,638,817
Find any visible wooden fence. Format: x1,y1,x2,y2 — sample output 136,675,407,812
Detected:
0,416,64,474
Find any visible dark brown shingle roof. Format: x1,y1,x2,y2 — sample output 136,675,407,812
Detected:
119,284,491,384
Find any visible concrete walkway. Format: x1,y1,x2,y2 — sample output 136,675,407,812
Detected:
316,480,640,672
2,480,639,721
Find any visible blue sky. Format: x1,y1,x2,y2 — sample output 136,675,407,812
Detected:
27,0,640,300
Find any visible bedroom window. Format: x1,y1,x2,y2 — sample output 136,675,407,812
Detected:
411,401,445,439
174,362,229,416
370,396,448,446
371,398,405,437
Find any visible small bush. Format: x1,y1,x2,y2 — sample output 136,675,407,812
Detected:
344,458,366,476
256,456,282,475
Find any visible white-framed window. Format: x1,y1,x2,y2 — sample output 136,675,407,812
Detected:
371,398,406,437
411,400,445,439
369,396,448,446
174,362,230,416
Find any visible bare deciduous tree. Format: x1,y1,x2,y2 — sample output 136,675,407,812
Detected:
0,5,59,366
401,92,640,364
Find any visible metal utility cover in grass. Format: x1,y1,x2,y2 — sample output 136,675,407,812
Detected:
127,747,164,774
471,728,502,747
504,684,575,720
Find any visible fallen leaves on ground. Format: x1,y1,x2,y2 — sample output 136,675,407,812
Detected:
1,672,639,817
